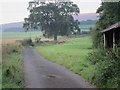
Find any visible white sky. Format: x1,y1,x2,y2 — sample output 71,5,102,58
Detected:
0,0,101,24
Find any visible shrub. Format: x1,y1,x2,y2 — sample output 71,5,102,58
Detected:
87,49,120,88
35,38,41,43
91,26,104,49
20,38,34,46
2,44,20,55
87,49,105,64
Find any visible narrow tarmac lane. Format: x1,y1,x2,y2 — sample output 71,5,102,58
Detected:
23,48,95,88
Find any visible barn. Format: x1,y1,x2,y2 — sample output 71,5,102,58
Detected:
101,22,120,50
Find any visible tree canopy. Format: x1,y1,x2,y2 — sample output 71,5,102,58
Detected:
90,1,120,88
92,2,120,48
23,0,80,40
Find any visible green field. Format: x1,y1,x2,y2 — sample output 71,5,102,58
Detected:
80,24,93,29
1,31,43,38
36,36,95,82
1,24,93,38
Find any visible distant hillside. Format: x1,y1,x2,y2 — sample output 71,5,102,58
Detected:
2,22,23,28
1,13,98,32
80,20,97,25
80,20,96,31
1,22,23,32
73,13,98,21
3,27,24,32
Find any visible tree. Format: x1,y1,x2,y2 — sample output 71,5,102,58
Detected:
23,18,30,32
92,2,120,48
90,1,120,88
23,0,80,41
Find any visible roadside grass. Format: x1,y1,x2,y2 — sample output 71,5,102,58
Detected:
0,45,2,89
0,67,1,89
36,36,95,83
2,44,25,88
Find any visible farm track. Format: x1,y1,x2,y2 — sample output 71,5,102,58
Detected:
23,48,95,88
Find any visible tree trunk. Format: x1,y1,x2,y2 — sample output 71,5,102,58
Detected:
54,34,57,41
117,79,120,90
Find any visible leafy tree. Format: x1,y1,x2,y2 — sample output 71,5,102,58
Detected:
89,1,120,88
92,2,120,48
23,18,30,32
24,0,80,40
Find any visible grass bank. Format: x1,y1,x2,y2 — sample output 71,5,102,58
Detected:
2,44,25,88
0,45,2,89
36,36,95,83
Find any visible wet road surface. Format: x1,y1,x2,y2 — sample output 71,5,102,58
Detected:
23,48,95,88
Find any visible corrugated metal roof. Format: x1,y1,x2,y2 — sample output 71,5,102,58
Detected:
101,21,120,33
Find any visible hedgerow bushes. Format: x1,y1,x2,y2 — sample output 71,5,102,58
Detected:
20,38,34,46
87,48,120,88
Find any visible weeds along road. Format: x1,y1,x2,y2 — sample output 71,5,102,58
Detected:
23,48,95,88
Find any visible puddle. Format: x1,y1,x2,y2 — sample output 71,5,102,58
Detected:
46,74,63,79
40,66,46,68
47,74,57,78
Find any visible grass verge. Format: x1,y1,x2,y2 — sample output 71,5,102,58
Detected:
36,36,95,83
2,44,25,88
0,45,2,89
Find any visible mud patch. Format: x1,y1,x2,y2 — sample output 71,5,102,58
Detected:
46,74,58,78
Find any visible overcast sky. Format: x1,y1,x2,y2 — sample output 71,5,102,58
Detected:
0,0,101,24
